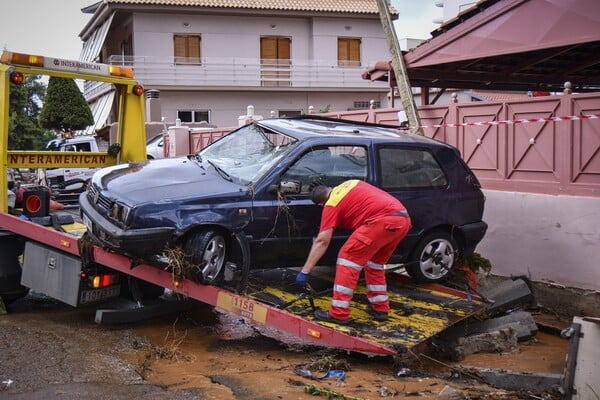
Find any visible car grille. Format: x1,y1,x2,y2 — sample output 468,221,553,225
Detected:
47,176,62,187
87,184,113,211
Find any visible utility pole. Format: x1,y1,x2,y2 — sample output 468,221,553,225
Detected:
376,0,423,135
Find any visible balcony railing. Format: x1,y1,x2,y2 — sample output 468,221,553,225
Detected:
106,55,388,89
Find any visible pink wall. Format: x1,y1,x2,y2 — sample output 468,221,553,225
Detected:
326,92,600,198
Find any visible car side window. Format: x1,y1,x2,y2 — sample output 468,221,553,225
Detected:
379,147,447,190
282,145,368,193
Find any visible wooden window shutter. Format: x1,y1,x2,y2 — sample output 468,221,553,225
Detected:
338,37,361,67
261,37,290,61
261,37,277,61
174,35,187,58
174,34,201,64
187,35,201,59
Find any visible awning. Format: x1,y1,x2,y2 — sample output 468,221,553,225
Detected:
83,91,115,136
362,61,395,84
80,11,115,63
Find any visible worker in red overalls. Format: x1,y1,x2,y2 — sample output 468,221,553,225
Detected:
296,179,412,324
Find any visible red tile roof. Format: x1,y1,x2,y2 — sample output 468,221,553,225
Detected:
104,0,394,14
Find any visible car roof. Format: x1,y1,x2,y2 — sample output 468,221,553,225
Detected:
256,116,448,147
146,134,163,144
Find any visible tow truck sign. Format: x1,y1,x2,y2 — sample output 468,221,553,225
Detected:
48,57,108,76
7,151,116,168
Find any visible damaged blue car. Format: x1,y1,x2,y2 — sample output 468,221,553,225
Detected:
79,116,487,288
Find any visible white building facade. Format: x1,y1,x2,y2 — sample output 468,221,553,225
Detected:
79,0,394,128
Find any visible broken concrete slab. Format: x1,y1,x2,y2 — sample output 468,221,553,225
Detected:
434,326,519,361
478,277,534,316
459,367,563,394
442,310,538,342
433,310,538,360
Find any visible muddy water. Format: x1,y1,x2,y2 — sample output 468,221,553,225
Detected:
130,303,569,399
1,292,569,399
451,331,568,373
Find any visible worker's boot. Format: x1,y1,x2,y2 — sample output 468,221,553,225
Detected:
314,309,350,325
366,304,388,321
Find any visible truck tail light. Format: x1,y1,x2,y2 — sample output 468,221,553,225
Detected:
91,273,119,289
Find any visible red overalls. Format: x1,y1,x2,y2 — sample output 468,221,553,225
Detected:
319,180,412,321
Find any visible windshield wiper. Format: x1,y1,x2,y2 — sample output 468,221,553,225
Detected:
206,159,232,181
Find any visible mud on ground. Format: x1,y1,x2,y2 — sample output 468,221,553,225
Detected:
0,292,569,399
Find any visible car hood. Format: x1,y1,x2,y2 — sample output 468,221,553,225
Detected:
92,157,246,204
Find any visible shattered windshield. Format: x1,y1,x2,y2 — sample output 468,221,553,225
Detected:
199,123,298,185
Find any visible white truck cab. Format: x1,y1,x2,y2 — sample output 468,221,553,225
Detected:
43,134,100,193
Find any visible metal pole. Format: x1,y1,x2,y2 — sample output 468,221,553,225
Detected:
376,0,423,135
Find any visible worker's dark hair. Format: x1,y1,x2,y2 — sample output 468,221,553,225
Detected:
310,185,330,205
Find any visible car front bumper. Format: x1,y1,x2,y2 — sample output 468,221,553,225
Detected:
79,192,175,257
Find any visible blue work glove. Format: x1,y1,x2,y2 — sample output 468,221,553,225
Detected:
296,271,310,289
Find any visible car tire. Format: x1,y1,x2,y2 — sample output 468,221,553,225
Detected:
184,230,227,285
406,230,457,283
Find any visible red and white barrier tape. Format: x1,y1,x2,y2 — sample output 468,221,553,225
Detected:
398,112,600,130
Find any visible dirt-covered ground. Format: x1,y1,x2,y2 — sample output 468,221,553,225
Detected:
0,290,570,400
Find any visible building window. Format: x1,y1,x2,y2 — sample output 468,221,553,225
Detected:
353,101,380,109
174,34,201,64
378,147,448,191
260,37,291,87
282,146,368,193
338,37,361,67
178,110,210,123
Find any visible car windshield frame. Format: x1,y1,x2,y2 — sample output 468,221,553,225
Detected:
198,123,298,185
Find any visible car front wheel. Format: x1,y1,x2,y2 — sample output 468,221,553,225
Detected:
406,231,457,283
184,230,227,285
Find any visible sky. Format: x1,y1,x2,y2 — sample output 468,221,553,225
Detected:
0,0,441,61
391,0,441,40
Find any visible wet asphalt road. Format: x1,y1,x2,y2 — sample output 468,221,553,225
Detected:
0,292,204,400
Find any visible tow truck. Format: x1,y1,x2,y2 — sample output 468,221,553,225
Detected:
0,50,485,356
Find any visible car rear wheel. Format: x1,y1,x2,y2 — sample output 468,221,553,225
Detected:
406,231,457,283
184,230,227,285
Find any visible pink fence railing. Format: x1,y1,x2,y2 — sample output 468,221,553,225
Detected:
325,92,600,198
177,92,600,198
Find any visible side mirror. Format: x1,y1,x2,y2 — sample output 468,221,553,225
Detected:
280,180,301,194
268,180,301,196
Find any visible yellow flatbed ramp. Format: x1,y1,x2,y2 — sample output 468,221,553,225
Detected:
242,268,485,355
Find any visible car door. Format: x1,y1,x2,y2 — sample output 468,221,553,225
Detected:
250,144,369,268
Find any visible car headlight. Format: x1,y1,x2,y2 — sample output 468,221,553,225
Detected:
111,202,133,226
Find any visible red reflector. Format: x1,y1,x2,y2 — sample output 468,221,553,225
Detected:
133,84,144,96
10,71,25,85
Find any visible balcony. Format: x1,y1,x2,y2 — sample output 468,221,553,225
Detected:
106,55,388,90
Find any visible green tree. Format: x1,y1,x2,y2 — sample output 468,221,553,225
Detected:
38,77,93,133
8,74,53,150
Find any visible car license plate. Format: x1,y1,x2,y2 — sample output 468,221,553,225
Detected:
79,285,120,305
